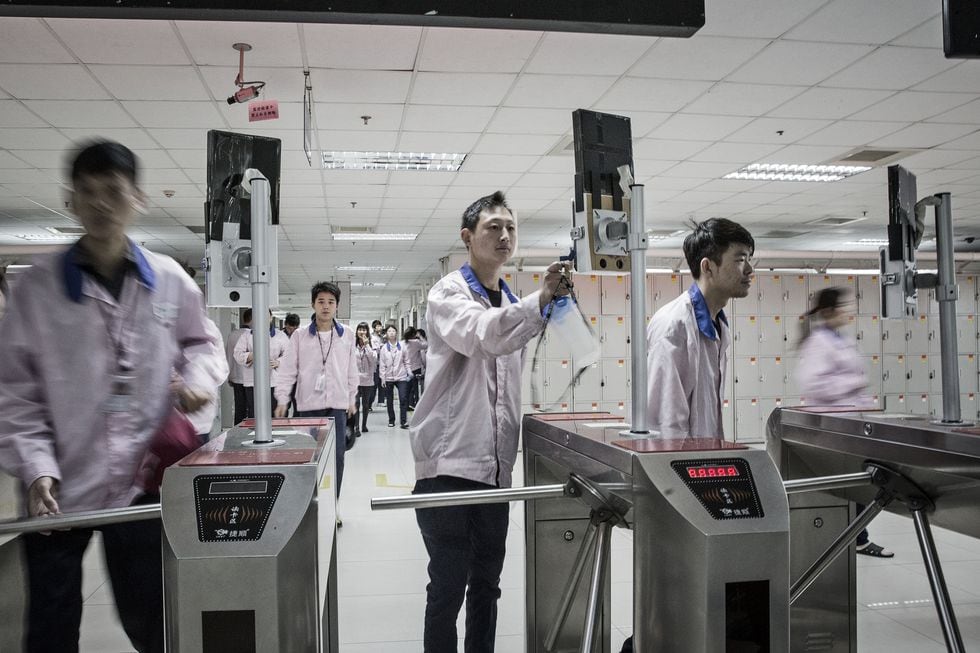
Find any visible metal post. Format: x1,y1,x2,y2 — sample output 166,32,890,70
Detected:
544,520,600,652
782,471,874,494
248,173,274,444
580,521,612,653
370,484,568,511
790,499,887,604
911,509,966,653
933,193,964,424
627,184,649,435
0,504,161,536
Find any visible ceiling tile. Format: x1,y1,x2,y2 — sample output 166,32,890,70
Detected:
798,120,907,146
166,149,207,169
48,19,190,65
321,170,390,186
724,117,834,143
687,142,784,164
150,129,208,149
698,0,827,38
395,132,480,153
646,114,754,142
870,123,980,149
928,99,980,125
659,162,740,179
0,100,48,128
60,128,159,149
767,87,893,119
633,139,710,160
8,149,67,169
823,46,958,90
309,70,411,104
0,18,75,63
402,106,495,133
411,72,515,107
913,62,980,92
631,36,769,81
511,172,571,188
767,144,857,164
727,41,873,86
683,83,807,116
223,101,303,131
302,24,421,70
462,154,539,173
899,149,979,170
198,66,305,103
417,28,541,73
121,101,224,129
850,91,976,122
595,78,713,112
319,130,399,151
889,15,943,47
0,64,109,100
88,65,210,102
176,21,302,67
487,108,574,135
24,100,136,128
526,32,652,76
505,74,616,109
784,0,939,45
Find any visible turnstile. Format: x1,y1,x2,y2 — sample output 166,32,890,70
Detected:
523,413,790,653
161,419,338,653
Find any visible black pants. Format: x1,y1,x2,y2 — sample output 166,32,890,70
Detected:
23,495,163,653
356,385,373,430
384,380,410,425
409,368,424,407
231,381,248,424
373,368,384,405
243,387,277,420
295,408,347,497
415,476,509,653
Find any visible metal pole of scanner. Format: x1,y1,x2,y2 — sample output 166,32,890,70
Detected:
912,508,966,653
0,503,161,536
933,193,965,425
626,181,649,436
244,171,281,446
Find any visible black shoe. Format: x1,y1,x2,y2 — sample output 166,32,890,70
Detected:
388,422,395,428
856,542,894,558
400,423,409,429
408,406,416,411
366,407,373,413
361,425,369,433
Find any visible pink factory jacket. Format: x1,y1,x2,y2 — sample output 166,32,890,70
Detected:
646,284,730,439
355,344,378,387
274,321,358,412
410,264,545,489
232,327,290,388
796,326,868,405
378,340,413,383
0,242,225,513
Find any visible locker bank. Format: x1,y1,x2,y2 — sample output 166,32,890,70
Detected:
2,1,980,652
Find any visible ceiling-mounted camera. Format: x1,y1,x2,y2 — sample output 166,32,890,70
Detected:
228,85,261,105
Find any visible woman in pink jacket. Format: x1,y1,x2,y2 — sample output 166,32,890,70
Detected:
378,324,413,428
796,287,893,558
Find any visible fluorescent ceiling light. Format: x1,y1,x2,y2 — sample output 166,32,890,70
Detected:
336,265,396,271
842,238,889,246
322,151,466,171
16,233,78,241
724,163,872,182
350,282,387,287
332,232,417,241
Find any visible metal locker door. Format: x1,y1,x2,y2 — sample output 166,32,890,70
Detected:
783,274,808,318
515,272,541,298
757,275,784,315
733,356,762,398
864,355,883,396
601,358,629,403
838,315,857,342
908,354,931,394
731,314,761,357
574,274,602,315
734,274,760,315
857,275,881,315
907,315,930,354
573,361,603,403
600,401,628,418
961,393,978,421
600,316,629,358
958,275,977,315
721,397,735,439
959,354,978,394
681,273,695,292
544,325,574,359
760,315,787,355
501,271,519,296
758,356,787,399
808,274,835,302
855,315,881,355
910,393,930,416
544,359,573,405
734,398,762,442
785,355,800,396
882,355,907,395
884,393,908,413
881,319,906,354
957,315,977,353
650,273,682,314
600,275,628,315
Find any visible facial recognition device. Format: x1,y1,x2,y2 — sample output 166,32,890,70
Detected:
880,165,920,319
570,110,635,274
204,130,281,308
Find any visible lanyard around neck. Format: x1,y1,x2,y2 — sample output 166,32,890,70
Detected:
316,327,335,368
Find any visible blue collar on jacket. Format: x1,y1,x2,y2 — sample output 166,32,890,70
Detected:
688,284,728,342
307,320,344,337
62,238,155,303
460,262,519,305
386,341,401,352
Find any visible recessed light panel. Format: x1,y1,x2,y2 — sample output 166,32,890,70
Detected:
322,151,466,171
724,163,872,182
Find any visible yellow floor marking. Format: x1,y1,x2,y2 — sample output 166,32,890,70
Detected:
375,473,413,489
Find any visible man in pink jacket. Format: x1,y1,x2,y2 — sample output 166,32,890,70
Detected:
274,281,357,499
0,141,225,653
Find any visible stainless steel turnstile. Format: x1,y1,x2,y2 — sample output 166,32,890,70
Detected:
161,418,338,653
769,407,980,653
523,413,790,653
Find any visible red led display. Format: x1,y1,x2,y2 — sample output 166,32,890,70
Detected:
686,465,740,479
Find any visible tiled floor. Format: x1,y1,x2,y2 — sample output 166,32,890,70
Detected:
74,407,980,651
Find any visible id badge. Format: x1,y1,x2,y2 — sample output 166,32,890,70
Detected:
102,373,136,413
314,373,326,392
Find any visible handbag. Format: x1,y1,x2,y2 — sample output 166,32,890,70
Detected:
138,408,200,495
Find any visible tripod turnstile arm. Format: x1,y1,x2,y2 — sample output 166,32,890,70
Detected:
782,471,874,494
0,503,161,536
370,483,568,511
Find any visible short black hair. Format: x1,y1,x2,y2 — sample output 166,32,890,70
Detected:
683,218,755,280
311,281,341,304
371,319,382,328
356,321,370,332
403,326,418,340
461,190,512,231
284,313,301,327
241,308,253,325
70,140,139,185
